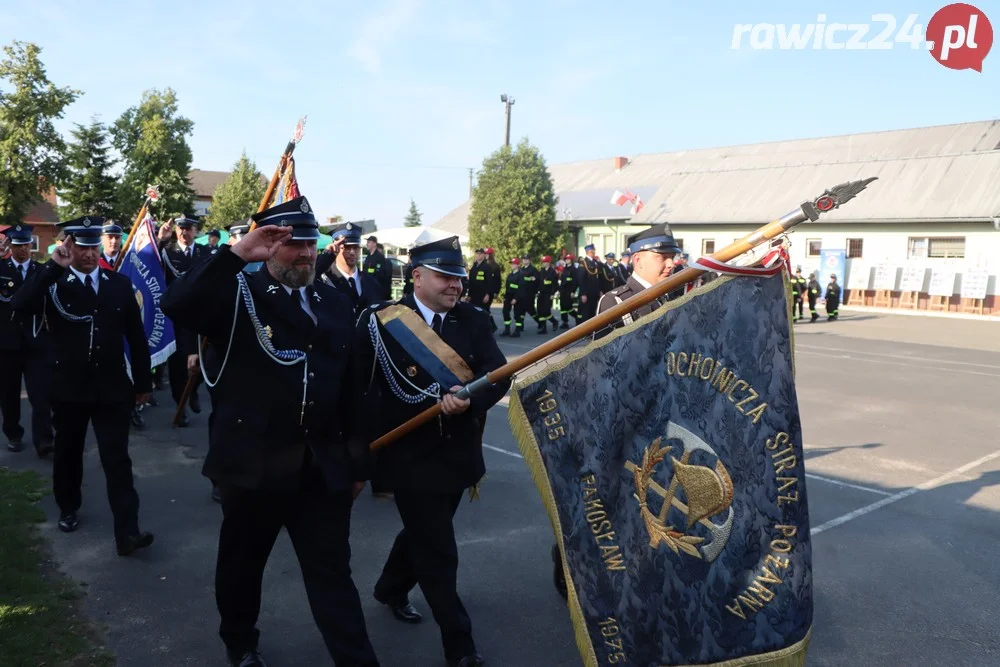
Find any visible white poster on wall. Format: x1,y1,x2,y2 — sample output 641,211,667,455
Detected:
928,270,956,297
873,264,897,290
899,267,926,292
847,263,870,290
960,270,990,300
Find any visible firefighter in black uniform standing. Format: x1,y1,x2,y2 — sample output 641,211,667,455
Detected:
557,253,581,329
0,224,54,455
356,236,510,667
791,267,807,321
601,252,623,291
536,254,559,333
161,196,380,667
617,249,633,283
551,223,682,598
466,248,494,312
317,222,383,314
157,216,212,426
513,254,540,336
363,235,393,300
807,272,821,322
402,255,415,296
825,273,841,320
12,217,154,555
500,257,521,336
578,244,602,321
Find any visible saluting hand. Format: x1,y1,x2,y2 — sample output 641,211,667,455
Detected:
440,385,471,416
231,226,292,263
52,237,74,268
157,220,174,242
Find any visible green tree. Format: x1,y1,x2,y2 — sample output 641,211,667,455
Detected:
204,151,266,230
404,198,422,227
0,41,80,224
59,117,118,220
468,138,561,270
111,88,194,224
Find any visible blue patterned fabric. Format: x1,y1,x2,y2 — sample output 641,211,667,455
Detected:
510,273,811,666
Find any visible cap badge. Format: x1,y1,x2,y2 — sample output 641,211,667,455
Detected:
299,200,310,213
452,238,459,249
83,217,91,227
406,365,418,377
267,284,279,294
346,223,353,230
14,225,21,232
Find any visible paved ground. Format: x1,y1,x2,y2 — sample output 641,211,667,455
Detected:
2,308,999,666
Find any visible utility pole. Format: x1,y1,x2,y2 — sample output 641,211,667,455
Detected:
500,93,515,146
468,168,473,197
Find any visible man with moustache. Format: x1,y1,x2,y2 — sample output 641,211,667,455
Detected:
355,236,509,667
161,196,379,667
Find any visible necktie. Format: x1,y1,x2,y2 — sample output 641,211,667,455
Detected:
84,275,94,292
19,265,25,280
348,277,357,295
431,314,443,334
297,289,317,324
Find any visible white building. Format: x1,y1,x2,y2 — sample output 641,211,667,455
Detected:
434,120,1000,315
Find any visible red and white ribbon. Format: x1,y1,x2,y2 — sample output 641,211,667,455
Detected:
689,239,791,278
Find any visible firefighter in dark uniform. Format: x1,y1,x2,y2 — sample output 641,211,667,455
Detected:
791,267,807,321
402,254,415,296
514,254,540,335
12,217,154,555
500,257,521,336
157,216,213,426
578,244,602,321
206,229,222,254
617,249,633,283
99,222,123,269
536,254,559,333
466,248,493,311
316,222,383,314
601,252,623,291
161,196,380,667
363,235,393,300
825,273,841,320
355,236,510,667
807,272,821,322
551,223,682,598
557,254,581,329
0,224,54,455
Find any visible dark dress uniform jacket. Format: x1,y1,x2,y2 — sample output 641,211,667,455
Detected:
363,250,393,299
467,260,493,305
316,253,383,315
159,241,213,352
161,248,360,493
0,258,48,353
594,274,665,340
355,295,510,492
11,261,152,402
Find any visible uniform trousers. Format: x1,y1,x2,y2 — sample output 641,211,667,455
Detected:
374,489,475,661
51,400,139,539
215,466,378,666
0,349,53,445
501,296,516,328
167,349,201,406
579,292,599,321
513,296,539,331
536,293,554,325
558,290,578,326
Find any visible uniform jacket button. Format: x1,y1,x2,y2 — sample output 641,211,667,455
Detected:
308,401,315,407
237,418,243,424
308,372,315,379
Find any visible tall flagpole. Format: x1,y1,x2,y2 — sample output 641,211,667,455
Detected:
172,117,308,427
114,185,162,271
368,177,879,451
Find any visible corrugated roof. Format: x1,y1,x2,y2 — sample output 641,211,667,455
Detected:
433,120,1000,235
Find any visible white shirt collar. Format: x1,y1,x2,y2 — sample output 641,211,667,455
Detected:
69,265,101,287
13,258,30,272
282,285,307,298
632,272,654,290
412,293,448,327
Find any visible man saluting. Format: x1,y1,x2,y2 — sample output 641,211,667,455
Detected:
11,216,154,555
355,236,510,667
161,196,379,667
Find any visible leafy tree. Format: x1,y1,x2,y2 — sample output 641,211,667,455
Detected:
111,88,194,225
468,138,560,271
0,41,80,224
204,151,266,230
59,117,118,219
404,198,422,227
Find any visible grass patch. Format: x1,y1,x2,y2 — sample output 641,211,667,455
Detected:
0,467,115,667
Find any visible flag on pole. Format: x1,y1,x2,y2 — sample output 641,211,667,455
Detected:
610,190,631,207
271,156,301,206
117,213,176,368
508,271,812,667
630,194,644,216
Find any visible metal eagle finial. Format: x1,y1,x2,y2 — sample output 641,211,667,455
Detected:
800,176,878,221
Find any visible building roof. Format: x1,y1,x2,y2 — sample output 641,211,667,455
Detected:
433,120,1000,235
188,169,269,199
23,195,60,225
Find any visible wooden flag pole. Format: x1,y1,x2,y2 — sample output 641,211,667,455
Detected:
113,185,161,271
171,118,307,427
369,177,879,451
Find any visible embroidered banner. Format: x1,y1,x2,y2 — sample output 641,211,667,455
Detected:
119,215,176,368
509,273,812,667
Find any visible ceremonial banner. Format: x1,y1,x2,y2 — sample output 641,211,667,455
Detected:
118,214,176,367
509,273,811,666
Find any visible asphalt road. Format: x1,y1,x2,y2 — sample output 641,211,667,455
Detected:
2,308,999,666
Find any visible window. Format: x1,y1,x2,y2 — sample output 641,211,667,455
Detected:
847,238,863,258
30,235,39,252
702,239,715,255
807,239,822,257
908,236,965,259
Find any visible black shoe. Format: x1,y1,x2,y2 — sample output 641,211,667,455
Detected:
227,649,267,667
552,544,568,600
810,313,818,322
448,653,485,667
189,392,202,414
500,327,509,337
375,594,423,623
58,512,80,532
131,406,146,429
116,531,154,556
511,329,521,338
176,413,190,428
35,440,53,458
7,438,24,453
146,395,159,407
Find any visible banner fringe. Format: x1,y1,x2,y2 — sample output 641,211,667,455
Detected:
673,628,811,667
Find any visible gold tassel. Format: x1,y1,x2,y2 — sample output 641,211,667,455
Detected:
468,475,486,502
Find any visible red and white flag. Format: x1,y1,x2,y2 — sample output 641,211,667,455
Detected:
630,195,644,215
610,190,631,207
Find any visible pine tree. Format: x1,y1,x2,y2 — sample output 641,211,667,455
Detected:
204,151,266,230
404,198,422,227
59,117,118,220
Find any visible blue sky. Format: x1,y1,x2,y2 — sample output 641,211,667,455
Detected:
2,0,998,228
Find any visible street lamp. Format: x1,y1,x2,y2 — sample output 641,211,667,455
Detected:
500,94,515,146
